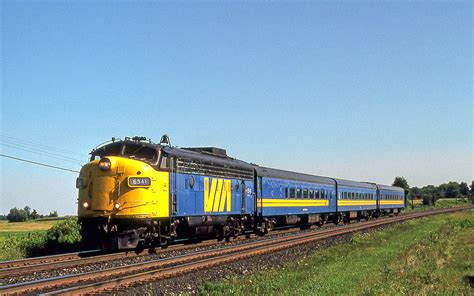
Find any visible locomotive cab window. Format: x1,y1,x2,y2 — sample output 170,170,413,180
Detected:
90,143,123,160
122,144,158,163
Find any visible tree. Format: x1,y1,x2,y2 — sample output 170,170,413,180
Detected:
392,176,409,197
420,185,438,197
23,206,31,218
7,207,28,222
30,209,40,220
410,186,421,199
444,182,459,199
49,210,58,217
459,182,469,197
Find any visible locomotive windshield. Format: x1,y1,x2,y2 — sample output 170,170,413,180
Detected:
91,142,158,164
123,144,157,161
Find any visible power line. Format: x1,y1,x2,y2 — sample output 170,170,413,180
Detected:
0,142,85,165
0,135,85,158
0,153,80,173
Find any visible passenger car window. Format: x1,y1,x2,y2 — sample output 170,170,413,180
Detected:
290,188,295,198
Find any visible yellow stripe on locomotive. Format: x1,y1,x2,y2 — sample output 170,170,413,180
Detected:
203,177,231,213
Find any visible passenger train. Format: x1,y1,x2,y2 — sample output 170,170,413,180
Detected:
76,136,405,250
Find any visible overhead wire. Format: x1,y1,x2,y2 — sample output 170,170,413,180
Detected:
0,153,80,173
0,135,85,159
0,135,87,166
0,141,85,166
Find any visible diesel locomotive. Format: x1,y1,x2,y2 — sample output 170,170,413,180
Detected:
76,136,404,250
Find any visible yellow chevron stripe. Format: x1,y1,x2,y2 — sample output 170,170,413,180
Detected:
337,200,376,206
219,180,231,212
213,179,223,212
204,177,232,213
379,200,404,205
257,198,329,207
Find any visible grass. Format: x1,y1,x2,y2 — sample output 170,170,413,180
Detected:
0,219,60,261
0,219,59,233
403,197,470,213
199,209,474,295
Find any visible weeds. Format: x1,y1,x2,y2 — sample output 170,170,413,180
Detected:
0,217,82,260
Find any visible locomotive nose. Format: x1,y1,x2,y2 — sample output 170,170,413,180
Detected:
77,157,121,215
77,156,168,218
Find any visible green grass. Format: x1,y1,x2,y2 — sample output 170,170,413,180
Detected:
403,197,470,213
199,210,474,295
0,219,60,261
0,217,82,261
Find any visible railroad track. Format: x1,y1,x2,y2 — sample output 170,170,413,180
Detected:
0,206,471,295
0,250,100,270
0,227,303,279
0,212,401,273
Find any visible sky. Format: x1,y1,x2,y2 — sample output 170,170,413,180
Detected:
0,1,472,215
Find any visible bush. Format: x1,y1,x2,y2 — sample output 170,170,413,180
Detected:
46,217,81,244
21,217,82,257
7,207,29,222
423,195,433,206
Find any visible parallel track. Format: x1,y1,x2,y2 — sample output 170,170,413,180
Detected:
0,250,99,270
0,228,300,278
0,206,470,295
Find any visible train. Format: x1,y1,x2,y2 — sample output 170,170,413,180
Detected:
76,136,405,250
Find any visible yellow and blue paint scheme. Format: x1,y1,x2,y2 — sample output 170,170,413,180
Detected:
336,186,377,212
378,188,405,209
173,173,254,217
256,176,336,216
77,156,169,220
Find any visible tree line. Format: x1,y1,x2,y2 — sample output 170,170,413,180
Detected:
1,206,59,222
392,177,474,205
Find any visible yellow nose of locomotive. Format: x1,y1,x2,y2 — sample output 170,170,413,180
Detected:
77,156,169,219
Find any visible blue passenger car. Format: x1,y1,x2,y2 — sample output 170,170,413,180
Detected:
255,167,337,229
377,184,405,214
335,179,377,220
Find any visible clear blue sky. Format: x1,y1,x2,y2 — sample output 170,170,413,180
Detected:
1,1,472,215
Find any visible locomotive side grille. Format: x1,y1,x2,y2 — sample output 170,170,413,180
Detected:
176,159,253,180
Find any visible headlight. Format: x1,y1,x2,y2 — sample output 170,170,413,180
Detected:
76,177,84,189
98,158,111,171
114,202,120,209
82,201,89,208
